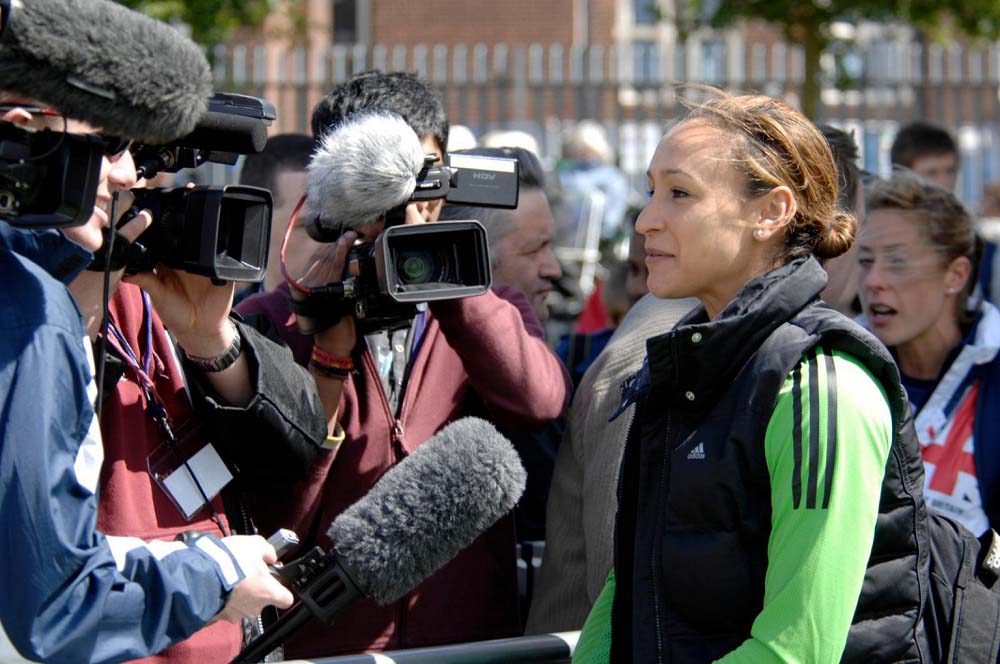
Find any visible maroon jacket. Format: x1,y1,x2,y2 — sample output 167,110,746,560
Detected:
237,283,570,657
97,285,240,663
97,283,328,663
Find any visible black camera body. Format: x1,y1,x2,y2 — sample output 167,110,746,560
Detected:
131,92,276,180
125,185,272,283
115,92,276,283
0,123,103,228
302,151,519,334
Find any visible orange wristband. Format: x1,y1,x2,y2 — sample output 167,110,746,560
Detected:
311,346,354,371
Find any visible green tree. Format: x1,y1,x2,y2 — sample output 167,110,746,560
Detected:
683,0,1000,118
117,0,272,46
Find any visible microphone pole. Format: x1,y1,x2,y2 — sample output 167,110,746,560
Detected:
231,547,363,664
231,604,311,664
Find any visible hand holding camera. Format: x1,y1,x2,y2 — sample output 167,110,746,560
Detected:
291,112,519,336
290,230,360,355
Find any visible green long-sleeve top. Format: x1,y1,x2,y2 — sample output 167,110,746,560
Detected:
573,348,893,664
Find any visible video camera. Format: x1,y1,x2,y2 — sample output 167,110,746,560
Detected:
105,92,278,283
0,122,104,229
296,151,520,334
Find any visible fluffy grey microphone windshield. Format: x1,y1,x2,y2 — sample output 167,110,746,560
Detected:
327,417,526,605
306,111,426,234
0,0,212,143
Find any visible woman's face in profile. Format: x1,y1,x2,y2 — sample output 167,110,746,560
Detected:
636,119,761,315
857,209,964,349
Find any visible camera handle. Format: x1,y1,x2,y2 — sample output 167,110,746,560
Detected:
285,280,359,336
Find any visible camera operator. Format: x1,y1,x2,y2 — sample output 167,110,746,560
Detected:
60,103,330,664
0,99,295,664
0,2,331,661
66,174,329,663
236,70,572,658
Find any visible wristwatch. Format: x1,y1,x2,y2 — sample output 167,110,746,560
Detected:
183,322,243,373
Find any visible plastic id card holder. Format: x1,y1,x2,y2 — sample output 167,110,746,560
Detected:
147,421,234,521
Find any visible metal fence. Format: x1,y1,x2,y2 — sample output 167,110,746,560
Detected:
309,631,578,663
208,37,1000,209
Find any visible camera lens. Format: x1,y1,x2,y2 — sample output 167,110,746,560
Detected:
398,250,438,284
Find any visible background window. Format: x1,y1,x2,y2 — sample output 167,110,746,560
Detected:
633,0,658,26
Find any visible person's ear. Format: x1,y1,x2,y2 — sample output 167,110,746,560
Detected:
944,255,972,296
1,107,33,126
752,185,795,241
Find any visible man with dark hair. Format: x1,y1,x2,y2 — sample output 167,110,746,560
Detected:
310,70,449,150
820,124,861,213
890,121,959,192
818,124,865,316
439,146,561,322
238,133,314,292
237,71,570,658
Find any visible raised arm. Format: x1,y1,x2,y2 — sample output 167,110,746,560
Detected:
430,284,571,428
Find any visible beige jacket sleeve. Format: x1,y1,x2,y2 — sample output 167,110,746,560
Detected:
525,295,696,634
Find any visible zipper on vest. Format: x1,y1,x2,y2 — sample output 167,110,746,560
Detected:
651,412,672,663
391,420,405,457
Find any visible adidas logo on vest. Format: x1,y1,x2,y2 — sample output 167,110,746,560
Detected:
687,443,706,460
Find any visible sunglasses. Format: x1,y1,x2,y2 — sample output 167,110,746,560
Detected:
99,134,133,157
0,105,132,157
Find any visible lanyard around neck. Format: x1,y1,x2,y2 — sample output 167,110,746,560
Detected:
105,290,156,394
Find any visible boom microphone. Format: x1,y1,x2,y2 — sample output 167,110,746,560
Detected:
328,416,527,602
305,111,426,241
232,417,526,664
0,0,212,143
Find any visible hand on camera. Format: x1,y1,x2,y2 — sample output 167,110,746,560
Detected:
290,230,359,352
213,535,294,623
124,262,236,359
114,191,155,247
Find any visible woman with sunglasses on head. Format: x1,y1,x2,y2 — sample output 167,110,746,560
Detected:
572,94,932,663
858,173,1000,537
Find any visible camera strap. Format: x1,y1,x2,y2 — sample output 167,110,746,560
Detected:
102,292,230,536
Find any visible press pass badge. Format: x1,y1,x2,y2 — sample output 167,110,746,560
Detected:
147,421,233,520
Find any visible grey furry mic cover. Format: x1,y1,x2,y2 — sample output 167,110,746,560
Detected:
327,417,527,605
0,0,212,143
306,111,426,235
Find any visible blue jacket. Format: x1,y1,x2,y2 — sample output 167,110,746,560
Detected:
0,223,248,663
969,309,1000,531
908,303,1000,533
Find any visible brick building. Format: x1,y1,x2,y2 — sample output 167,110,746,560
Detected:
217,1,1000,207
